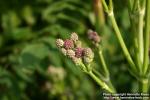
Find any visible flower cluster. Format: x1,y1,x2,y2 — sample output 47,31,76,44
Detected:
56,32,94,65
87,29,101,45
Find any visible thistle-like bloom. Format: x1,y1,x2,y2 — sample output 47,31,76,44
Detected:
61,48,67,56
83,48,94,58
56,39,64,48
56,32,94,66
75,47,83,58
66,49,75,58
87,29,101,43
64,39,74,49
87,29,95,39
70,32,78,42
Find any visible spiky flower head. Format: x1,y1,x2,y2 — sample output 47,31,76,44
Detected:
66,49,75,58
93,35,101,43
56,39,64,48
87,29,101,43
72,57,81,65
70,32,78,42
87,29,95,39
75,47,84,58
61,48,67,56
83,48,94,58
64,39,74,49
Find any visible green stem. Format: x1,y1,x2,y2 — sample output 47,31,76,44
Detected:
98,49,109,78
139,78,149,93
128,0,132,10
101,0,109,12
108,12,137,73
143,0,150,75
88,71,115,93
138,8,144,64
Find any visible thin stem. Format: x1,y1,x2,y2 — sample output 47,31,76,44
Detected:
101,0,109,12
108,12,137,73
88,71,115,93
128,0,133,10
98,49,109,78
138,5,144,65
143,0,150,75
128,1,142,75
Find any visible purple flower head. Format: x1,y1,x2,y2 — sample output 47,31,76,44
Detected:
64,39,74,49
87,29,101,43
75,48,84,58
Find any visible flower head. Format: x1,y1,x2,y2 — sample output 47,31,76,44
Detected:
56,31,95,66
56,39,64,48
87,29,101,44
70,32,78,42
64,39,74,49
83,48,94,58
72,57,81,65
66,49,75,58
87,29,97,39
75,47,84,58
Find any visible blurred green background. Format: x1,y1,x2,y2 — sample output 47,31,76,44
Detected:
0,0,147,100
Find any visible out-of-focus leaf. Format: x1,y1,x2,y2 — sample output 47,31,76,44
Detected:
22,6,35,25
19,43,49,67
10,28,33,41
2,11,21,32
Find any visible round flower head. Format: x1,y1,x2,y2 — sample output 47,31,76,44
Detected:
61,48,67,56
56,39,64,48
87,30,101,43
66,49,75,58
87,30,96,39
72,57,81,65
93,35,101,43
83,48,94,58
64,39,74,49
75,48,83,58
87,29,93,39
70,32,78,42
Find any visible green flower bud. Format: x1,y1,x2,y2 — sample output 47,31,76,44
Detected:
83,56,93,64
61,48,67,56
75,40,82,48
